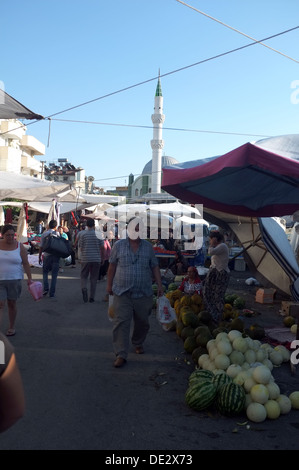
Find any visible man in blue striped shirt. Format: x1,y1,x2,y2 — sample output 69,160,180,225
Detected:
107,217,163,368
79,218,105,303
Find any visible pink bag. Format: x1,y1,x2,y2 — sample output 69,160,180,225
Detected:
28,281,43,301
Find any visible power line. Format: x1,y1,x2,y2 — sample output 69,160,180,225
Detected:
176,0,299,64
43,25,299,120
51,118,272,138
1,24,297,140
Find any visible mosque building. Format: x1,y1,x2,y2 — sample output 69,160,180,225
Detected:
127,74,179,203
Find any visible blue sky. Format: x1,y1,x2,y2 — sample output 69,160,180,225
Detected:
2,0,299,189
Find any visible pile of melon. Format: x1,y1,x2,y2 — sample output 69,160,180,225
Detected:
164,289,248,352
282,315,298,335
185,329,299,422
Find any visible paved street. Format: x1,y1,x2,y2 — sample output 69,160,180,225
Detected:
0,263,298,452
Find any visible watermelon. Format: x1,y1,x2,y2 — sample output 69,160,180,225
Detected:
215,382,246,415
152,284,158,294
233,296,246,309
168,283,178,291
185,381,218,411
188,369,214,386
212,372,233,391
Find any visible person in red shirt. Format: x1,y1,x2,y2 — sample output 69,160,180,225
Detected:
178,266,202,295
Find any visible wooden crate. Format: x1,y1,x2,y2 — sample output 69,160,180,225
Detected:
281,301,299,317
255,288,276,304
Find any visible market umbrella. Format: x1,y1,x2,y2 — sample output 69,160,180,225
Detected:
0,172,70,202
162,140,299,218
203,207,299,299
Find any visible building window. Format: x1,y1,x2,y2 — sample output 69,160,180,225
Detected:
135,188,139,196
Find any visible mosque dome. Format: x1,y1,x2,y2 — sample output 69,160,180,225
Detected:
142,155,179,175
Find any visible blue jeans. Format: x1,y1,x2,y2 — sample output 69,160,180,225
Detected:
42,254,60,297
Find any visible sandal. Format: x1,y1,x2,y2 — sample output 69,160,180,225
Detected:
6,328,16,336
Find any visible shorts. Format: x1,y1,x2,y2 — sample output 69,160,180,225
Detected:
0,280,22,301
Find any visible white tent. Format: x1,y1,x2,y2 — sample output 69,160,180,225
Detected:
0,172,70,201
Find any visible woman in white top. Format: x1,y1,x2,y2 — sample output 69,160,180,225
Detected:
0,224,32,336
203,230,230,324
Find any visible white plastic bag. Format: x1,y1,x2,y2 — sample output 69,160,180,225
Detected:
157,295,176,324
28,281,43,301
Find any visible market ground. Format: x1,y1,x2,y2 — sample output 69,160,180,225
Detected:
0,261,298,453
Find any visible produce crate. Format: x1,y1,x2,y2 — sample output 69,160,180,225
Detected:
255,288,276,304
281,301,299,317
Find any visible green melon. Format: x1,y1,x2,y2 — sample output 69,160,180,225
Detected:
198,310,213,324
185,381,218,411
175,319,184,337
181,326,195,341
215,382,246,415
167,283,178,291
184,335,197,354
195,326,213,347
181,311,200,328
233,297,246,309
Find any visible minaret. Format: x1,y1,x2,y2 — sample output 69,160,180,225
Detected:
151,72,165,194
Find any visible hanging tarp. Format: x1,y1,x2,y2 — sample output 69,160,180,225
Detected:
0,89,43,120
162,138,299,217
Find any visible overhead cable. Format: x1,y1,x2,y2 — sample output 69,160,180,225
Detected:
176,0,299,64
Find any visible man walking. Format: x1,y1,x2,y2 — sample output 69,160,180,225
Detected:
106,217,163,368
39,219,60,300
78,218,105,303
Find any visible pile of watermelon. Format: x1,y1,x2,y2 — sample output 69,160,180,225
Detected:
185,368,245,415
185,330,299,422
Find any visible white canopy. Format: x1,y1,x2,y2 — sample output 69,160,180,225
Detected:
0,172,70,201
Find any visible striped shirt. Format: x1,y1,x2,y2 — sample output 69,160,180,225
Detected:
109,238,158,298
79,230,104,263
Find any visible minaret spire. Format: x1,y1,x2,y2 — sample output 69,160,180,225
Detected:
151,71,165,194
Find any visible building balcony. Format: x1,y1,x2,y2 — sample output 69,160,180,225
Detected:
21,135,45,156
0,120,25,140
21,155,42,175
0,146,21,172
